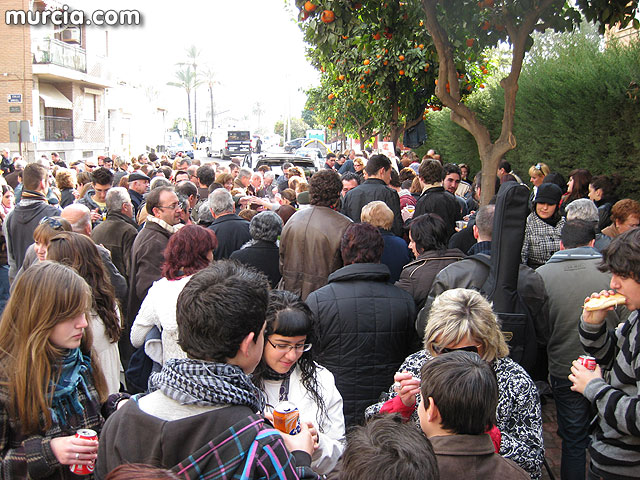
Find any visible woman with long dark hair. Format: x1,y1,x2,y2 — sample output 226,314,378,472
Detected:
561,168,591,209
130,225,217,364
0,261,108,477
589,174,621,230
252,290,344,475
47,232,122,394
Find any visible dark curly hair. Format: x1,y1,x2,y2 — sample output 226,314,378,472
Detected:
161,225,218,280
341,223,384,265
309,169,341,207
252,290,328,430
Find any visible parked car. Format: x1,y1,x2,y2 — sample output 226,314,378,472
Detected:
294,147,324,170
167,138,194,159
222,130,251,159
245,153,318,179
283,137,306,153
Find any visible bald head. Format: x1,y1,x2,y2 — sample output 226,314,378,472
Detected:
61,204,92,236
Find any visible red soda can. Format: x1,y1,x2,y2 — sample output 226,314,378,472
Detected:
273,401,301,435
69,428,97,475
578,355,597,371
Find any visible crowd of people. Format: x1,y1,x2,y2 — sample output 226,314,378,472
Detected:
0,145,638,480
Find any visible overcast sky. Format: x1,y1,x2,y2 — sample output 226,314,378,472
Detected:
83,0,319,134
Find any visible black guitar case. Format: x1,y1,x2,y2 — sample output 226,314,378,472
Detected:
479,181,537,373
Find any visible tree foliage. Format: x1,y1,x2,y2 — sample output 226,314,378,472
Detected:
425,28,640,198
297,0,638,204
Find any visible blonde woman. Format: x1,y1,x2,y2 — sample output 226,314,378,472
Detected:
365,288,544,479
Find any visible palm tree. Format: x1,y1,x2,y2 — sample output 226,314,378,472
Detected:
167,66,197,130
185,46,201,138
201,66,218,131
252,102,264,133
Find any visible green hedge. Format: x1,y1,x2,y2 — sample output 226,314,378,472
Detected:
424,30,640,199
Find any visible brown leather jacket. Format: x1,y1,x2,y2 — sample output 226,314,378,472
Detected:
279,206,352,300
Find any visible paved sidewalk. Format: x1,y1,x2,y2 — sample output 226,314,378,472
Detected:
541,397,561,479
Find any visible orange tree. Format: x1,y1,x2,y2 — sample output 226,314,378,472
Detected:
298,0,639,204
296,0,486,149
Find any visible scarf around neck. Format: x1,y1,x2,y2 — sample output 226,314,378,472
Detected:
50,348,93,426
149,358,265,413
147,214,183,234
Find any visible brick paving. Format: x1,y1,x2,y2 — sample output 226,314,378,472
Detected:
541,397,563,480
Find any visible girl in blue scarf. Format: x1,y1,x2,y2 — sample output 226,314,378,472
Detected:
0,261,108,479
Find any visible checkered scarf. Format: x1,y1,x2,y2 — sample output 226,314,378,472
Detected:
149,358,265,413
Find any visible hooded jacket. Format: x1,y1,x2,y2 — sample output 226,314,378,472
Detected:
4,195,59,280
305,263,417,426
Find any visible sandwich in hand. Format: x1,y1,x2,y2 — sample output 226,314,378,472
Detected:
583,293,626,311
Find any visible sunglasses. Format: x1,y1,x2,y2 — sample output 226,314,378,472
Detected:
39,216,64,230
434,345,479,355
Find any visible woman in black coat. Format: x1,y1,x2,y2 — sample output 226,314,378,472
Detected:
230,210,282,287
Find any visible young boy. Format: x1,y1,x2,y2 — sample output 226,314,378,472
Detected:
332,414,439,480
417,351,529,479
569,227,640,479
96,261,318,479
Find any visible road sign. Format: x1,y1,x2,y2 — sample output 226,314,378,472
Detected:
7,94,22,103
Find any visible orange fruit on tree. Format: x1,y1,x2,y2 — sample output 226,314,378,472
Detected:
376,54,381,58
321,10,335,23
383,60,388,66
365,69,370,74
338,74,345,81
369,100,374,104
466,84,473,91
399,70,405,75
384,48,389,53
398,54,405,61
418,44,424,49
304,1,317,12
424,64,429,71
419,20,424,26
328,93,335,100
342,35,349,39
373,33,381,40
360,84,365,89
363,59,370,65
466,38,474,47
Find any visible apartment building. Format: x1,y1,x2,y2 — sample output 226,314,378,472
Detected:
0,0,112,163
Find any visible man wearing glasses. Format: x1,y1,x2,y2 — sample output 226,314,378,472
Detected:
125,186,183,370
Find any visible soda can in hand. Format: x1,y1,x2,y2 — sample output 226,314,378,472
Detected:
69,429,97,475
578,355,597,371
273,401,301,435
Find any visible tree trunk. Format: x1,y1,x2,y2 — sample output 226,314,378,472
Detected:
421,0,558,206
186,91,192,129
209,85,214,130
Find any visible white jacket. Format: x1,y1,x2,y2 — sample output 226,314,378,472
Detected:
130,276,191,364
90,309,122,395
262,364,345,474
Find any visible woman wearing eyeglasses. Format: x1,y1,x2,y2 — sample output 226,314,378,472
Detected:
252,290,345,475
365,288,544,480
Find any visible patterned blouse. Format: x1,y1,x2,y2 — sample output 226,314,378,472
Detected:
365,350,544,479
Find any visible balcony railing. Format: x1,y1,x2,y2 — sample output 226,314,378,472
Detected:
40,116,73,142
33,37,86,73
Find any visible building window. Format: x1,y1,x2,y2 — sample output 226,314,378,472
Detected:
83,93,97,121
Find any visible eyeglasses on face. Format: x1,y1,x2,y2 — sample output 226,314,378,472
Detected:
266,338,312,353
434,344,478,355
156,202,181,211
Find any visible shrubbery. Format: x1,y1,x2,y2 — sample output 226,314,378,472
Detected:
424,28,640,199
